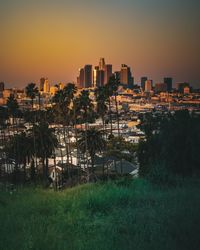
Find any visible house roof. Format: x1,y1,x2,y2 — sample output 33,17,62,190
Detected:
110,159,137,174
93,155,119,165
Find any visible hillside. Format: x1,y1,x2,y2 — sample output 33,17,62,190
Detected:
0,179,200,250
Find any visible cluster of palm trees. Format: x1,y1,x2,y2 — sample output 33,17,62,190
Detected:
0,75,122,186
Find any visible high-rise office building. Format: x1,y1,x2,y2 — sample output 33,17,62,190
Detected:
141,77,148,91
98,70,104,87
40,77,46,91
93,66,104,87
43,78,50,93
99,58,105,70
120,64,134,89
104,64,112,84
84,65,92,88
145,80,153,92
77,68,84,88
0,82,5,92
93,66,99,88
80,68,84,88
164,77,173,92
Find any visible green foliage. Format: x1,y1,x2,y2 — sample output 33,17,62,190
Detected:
78,127,105,171
95,86,108,121
1,179,200,250
0,106,8,126
32,122,58,160
138,110,200,177
5,132,33,165
52,83,77,125
25,83,38,107
106,136,137,162
6,94,19,120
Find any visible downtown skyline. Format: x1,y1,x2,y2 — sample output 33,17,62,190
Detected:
1,0,200,88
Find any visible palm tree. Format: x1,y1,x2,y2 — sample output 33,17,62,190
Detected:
105,75,120,137
5,132,33,183
75,90,96,177
25,83,39,109
78,90,95,123
78,127,105,175
31,122,58,181
63,83,77,104
95,86,108,136
6,94,19,125
52,83,77,178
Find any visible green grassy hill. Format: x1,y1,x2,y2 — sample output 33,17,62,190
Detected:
0,179,200,250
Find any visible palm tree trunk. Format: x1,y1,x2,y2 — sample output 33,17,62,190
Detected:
31,98,34,109
45,157,49,180
108,98,113,136
85,122,90,182
114,94,120,137
57,127,64,185
63,126,70,178
73,109,80,183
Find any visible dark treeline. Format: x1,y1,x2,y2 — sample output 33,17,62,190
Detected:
137,110,200,182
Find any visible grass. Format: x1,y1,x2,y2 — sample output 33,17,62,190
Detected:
0,178,200,250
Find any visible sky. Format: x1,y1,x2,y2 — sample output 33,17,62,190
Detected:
0,0,200,88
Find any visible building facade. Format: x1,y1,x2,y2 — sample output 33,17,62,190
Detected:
120,64,134,89
164,77,173,92
84,65,92,88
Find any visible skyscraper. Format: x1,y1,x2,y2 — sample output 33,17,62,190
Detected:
93,66,104,87
145,80,153,92
43,78,50,93
99,58,105,70
120,64,134,89
77,68,84,88
164,77,173,92
40,77,46,91
0,82,5,92
141,77,148,91
84,65,92,88
93,66,99,88
98,70,104,87
104,64,112,84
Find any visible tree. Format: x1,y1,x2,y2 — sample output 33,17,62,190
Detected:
6,94,19,124
31,122,58,181
78,128,105,174
95,86,108,136
0,106,8,127
105,75,120,137
138,110,200,177
76,90,95,172
25,83,39,108
52,83,77,178
5,132,33,183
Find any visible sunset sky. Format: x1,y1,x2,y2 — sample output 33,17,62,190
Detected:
1,0,200,88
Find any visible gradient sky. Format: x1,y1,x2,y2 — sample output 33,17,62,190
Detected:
1,0,200,88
